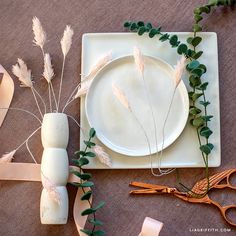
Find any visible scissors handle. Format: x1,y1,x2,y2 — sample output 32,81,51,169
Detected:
210,199,236,227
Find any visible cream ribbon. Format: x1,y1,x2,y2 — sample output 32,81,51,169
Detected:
0,163,164,235
0,163,90,236
0,64,14,127
139,217,164,236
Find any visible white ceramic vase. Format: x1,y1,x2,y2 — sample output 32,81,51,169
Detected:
40,113,69,224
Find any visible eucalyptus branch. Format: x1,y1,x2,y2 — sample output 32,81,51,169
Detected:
71,128,105,236
123,0,235,198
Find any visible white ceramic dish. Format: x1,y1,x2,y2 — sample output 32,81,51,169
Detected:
85,55,189,156
80,32,220,169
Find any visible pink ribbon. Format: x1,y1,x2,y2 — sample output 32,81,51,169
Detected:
0,64,14,127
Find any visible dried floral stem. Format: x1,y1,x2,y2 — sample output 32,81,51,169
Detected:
0,107,42,124
31,88,43,118
14,126,41,152
141,73,165,175
50,82,58,111
48,86,52,112
57,57,65,112
66,114,85,136
32,87,47,113
26,139,37,164
62,82,82,112
157,87,177,175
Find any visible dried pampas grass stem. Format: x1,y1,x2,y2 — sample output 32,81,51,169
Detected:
58,25,74,112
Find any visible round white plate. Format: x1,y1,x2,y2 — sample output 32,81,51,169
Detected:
85,55,189,156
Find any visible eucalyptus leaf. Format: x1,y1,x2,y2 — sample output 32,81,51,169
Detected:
207,143,214,150
93,230,105,236
85,151,96,157
191,68,204,77
193,117,205,127
80,181,94,188
80,229,93,236
189,107,202,115
159,33,169,41
81,191,92,200
77,157,89,167
199,100,210,107
193,51,203,59
138,26,146,35
202,115,214,122
80,173,92,180
149,28,157,38
190,75,201,87
89,128,96,138
188,60,200,70
200,126,213,138
200,144,211,155
192,36,202,47
197,82,209,90
177,44,188,55
89,219,103,226
130,22,138,31
187,37,193,44
124,22,131,28
193,24,202,32
194,14,203,23
81,208,96,216
169,35,178,46
137,21,145,27
146,22,152,29
192,93,203,101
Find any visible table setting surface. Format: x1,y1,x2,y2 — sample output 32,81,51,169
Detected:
0,0,236,235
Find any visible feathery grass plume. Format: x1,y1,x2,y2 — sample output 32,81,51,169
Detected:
133,46,144,74
86,51,112,79
32,17,46,49
74,80,92,99
72,51,113,100
41,172,61,205
60,25,74,57
12,58,33,87
112,83,132,112
43,53,54,83
174,56,186,88
0,150,16,163
93,145,112,167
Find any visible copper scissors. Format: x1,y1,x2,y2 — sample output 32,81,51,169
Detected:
130,169,236,227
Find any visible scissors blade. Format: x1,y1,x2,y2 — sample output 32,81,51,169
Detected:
129,181,169,190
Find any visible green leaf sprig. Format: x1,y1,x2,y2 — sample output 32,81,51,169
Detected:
124,0,236,197
72,128,105,236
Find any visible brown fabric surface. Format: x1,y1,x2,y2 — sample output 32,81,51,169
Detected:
0,0,236,235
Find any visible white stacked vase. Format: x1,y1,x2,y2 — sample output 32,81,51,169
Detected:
40,113,69,224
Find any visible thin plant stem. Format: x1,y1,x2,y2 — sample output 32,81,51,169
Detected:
63,83,81,112
48,85,52,112
66,114,85,136
57,56,66,112
141,73,174,176
62,97,76,113
10,126,41,164
26,139,38,164
0,107,42,124
158,86,177,174
50,82,58,112
31,88,43,119
32,87,47,114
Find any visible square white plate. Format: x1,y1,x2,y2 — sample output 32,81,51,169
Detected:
80,32,220,169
